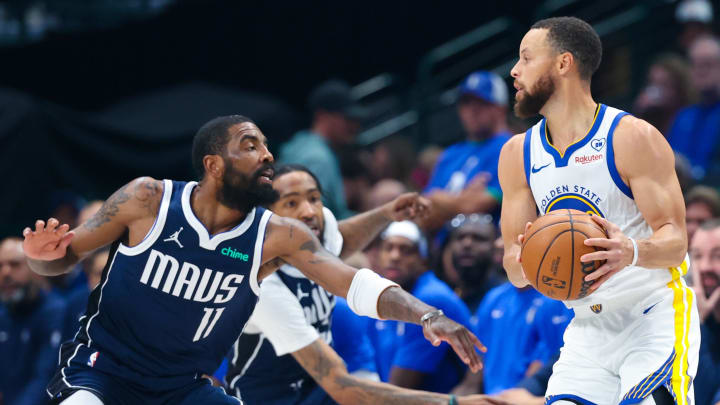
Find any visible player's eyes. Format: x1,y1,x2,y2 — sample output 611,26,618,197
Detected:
285,200,296,208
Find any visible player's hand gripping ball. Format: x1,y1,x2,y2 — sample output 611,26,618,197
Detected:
520,209,607,300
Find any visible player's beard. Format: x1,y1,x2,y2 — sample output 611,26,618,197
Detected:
218,160,278,213
514,71,556,119
453,255,493,285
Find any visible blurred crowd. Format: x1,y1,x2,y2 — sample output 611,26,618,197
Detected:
2,0,720,404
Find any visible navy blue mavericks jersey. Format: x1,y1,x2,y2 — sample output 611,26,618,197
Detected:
66,180,272,390
226,268,336,405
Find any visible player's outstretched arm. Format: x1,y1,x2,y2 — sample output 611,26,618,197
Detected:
293,338,505,405
338,192,430,259
581,117,687,288
498,135,537,287
22,177,163,276
261,215,485,372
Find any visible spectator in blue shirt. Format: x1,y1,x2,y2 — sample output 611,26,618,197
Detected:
279,80,367,219
462,283,549,395
331,297,378,379
668,36,720,183
368,221,473,393
420,71,512,232
0,237,65,405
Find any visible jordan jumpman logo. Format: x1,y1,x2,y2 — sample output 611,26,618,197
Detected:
163,227,184,248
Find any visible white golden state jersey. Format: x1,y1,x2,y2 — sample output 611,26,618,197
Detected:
523,104,689,311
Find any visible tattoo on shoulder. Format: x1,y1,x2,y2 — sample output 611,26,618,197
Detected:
84,182,133,230
133,178,162,214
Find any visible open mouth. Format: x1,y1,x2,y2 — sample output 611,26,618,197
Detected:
304,220,321,236
258,168,274,184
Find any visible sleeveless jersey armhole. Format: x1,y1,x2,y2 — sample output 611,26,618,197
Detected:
249,210,273,296
523,128,532,187
117,179,173,256
606,113,633,199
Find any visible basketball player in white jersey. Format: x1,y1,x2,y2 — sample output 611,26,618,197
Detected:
499,17,699,405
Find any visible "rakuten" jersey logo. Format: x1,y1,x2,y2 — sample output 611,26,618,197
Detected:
574,154,603,165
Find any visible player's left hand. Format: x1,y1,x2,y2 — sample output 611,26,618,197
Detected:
580,215,634,291
383,192,431,221
422,314,486,373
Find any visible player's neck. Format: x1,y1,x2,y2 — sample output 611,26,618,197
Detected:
191,183,249,236
541,84,597,149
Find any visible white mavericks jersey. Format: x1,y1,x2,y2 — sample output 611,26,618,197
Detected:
523,104,689,310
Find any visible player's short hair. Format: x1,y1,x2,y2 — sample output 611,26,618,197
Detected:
686,185,720,216
531,16,602,81
267,164,324,205
192,115,255,179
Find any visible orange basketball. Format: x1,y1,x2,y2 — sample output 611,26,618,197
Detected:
520,209,607,301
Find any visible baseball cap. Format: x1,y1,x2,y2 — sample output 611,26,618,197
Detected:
381,221,428,258
308,79,368,121
458,71,508,107
676,0,713,23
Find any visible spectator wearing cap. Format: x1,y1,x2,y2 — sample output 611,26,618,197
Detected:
419,71,512,232
367,221,472,393
667,35,720,184
279,79,366,219
675,0,715,50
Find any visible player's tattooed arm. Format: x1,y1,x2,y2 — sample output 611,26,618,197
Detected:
337,192,430,259
293,339,460,405
24,177,163,276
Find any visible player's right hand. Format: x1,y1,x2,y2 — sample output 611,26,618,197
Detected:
22,218,75,261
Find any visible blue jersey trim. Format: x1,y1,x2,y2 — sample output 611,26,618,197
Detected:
540,104,607,167
606,112,633,199
620,349,675,404
546,394,598,405
523,128,532,186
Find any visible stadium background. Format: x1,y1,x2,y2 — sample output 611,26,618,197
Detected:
1,0,712,239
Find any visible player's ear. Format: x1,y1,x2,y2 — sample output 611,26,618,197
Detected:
557,51,574,77
203,155,225,180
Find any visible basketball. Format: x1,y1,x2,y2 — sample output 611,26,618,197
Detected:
520,209,608,301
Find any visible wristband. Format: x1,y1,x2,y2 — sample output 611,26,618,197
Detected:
421,309,444,324
448,394,458,405
346,268,399,319
629,237,638,267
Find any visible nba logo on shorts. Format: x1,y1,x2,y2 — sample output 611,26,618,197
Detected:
87,351,99,367
590,304,602,314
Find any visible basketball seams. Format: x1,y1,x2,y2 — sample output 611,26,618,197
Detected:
523,219,605,246
522,209,606,301
533,229,574,292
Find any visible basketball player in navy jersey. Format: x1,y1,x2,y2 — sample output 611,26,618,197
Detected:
499,17,698,405
22,115,484,405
